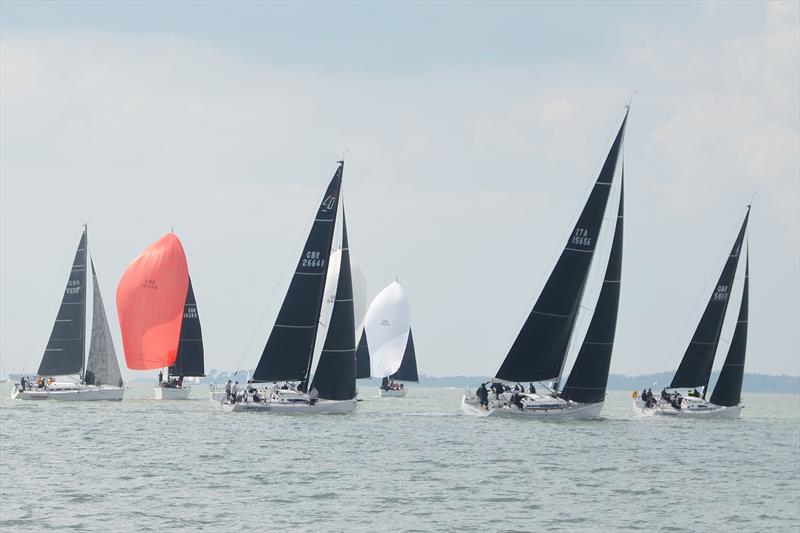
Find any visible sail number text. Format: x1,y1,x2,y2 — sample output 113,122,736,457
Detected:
184,306,198,319
65,279,81,295
571,228,592,247
712,285,730,302
302,251,326,268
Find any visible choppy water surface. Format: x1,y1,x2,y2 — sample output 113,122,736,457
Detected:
1,385,798,532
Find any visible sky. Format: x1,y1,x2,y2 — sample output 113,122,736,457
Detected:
1,1,798,379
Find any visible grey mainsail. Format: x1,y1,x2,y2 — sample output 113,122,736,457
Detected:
38,229,88,377
85,260,123,387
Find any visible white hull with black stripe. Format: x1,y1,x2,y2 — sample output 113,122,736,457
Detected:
461,391,603,419
11,383,123,401
632,397,742,419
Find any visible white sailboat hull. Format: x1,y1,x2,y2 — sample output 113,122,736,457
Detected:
217,398,357,414
154,385,192,400
461,392,603,419
11,384,124,401
378,388,407,397
632,397,742,419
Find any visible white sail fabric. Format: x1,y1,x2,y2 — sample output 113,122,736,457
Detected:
350,262,368,328
363,281,411,378
86,262,123,387
311,248,342,378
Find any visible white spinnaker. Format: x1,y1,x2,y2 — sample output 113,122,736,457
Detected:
363,281,411,378
310,248,342,379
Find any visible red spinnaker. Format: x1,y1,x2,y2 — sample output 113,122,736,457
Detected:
116,233,189,370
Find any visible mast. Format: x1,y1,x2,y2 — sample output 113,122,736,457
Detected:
253,163,343,383
561,174,624,403
38,227,88,377
495,110,627,387
169,278,205,377
311,209,357,400
85,259,123,386
670,207,750,397
710,244,749,407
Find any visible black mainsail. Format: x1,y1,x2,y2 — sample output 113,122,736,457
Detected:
85,260,123,386
38,229,88,377
709,248,749,407
561,175,624,404
670,208,750,395
495,111,627,386
391,329,419,382
253,164,343,382
312,211,357,400
169,278,205,377
355,329,371,379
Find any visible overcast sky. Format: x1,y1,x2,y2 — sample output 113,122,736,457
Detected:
1,1,798,379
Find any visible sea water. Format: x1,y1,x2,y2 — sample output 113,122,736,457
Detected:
1,384,798,532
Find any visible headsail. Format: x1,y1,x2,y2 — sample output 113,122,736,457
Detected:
392,328,419,382
670,208,750,394
355,328,371,379
312,210,357,400
561,175,624,404
361,281,411,379
116,233,189,370
169,278,205,377
253,164,343,382
495,111,627,384
85,260,123,386
710,247,749,407
38,229,88,377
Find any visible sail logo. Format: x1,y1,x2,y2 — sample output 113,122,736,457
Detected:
142,279,158,290
712,285,730,302
380,319,391,327
321,195,337,212
65,279,81,295
571,228,592,247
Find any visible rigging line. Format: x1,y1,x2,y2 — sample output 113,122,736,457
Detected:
495,108,628,368
19,228,82,376
657,207,751,376
232,184,328,376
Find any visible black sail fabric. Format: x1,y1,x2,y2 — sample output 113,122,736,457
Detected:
561,177,624,404
495,112,627,383
670,208,750,392
312,210,357,400
355,328,371,379
38,229,88,377
392,328,419,382
85,260,123,387
254,164,343,382
169,278,205,377
710,248,749,407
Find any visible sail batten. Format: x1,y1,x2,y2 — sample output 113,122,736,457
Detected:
670,208,750,392
38,230,88,377
312,210,357,400
254,164,343,383
85,260,123,386
561,175,624,404
495,111,627,384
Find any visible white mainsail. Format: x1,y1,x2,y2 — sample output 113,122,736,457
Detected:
362,281,411,378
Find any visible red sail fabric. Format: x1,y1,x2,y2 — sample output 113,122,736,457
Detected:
116,233,189,370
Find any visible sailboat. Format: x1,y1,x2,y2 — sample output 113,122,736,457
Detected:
634,207,750,418
213,161,357,414
355,281,419,397
116,232,205,400
12,226,124,401
461,109,628,419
